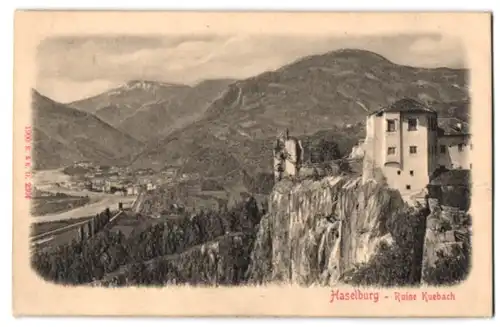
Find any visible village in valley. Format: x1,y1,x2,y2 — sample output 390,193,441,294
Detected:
57,161,188,196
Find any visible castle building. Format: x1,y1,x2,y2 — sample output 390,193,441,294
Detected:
273,129,304,182
362,98,470,196
436,117,472,170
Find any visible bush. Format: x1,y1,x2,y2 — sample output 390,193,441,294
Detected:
338,159,353,175
422,235,471,285
304,138,341,164
244,172,275,194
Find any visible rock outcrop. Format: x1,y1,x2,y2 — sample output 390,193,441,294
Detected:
247,175,406,286
421,170,471,285
421,204,471,284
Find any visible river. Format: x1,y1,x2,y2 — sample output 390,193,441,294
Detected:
32,169,137,223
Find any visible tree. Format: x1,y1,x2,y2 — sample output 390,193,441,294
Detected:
309,138,341,163
422,237,471,285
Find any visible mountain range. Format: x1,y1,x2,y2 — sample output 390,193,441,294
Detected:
129,49,469,186
32,90,143,170
33,49,470,190
69,79,233,142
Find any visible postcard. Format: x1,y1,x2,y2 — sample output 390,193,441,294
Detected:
12,11,493,317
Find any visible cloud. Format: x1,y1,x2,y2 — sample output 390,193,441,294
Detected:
36,77,119,103
37,35,231,83
36,34,466,102
409,35,462,54
408,35,464,67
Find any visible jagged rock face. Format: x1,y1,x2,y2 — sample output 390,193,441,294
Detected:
247,176,404,286
421,200,471,281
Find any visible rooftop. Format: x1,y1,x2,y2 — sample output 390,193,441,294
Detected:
437,117,470,136
369,98,436,116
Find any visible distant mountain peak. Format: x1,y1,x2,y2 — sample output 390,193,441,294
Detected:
331,48,388,57
328,48,393,61
279,48,395,72
67,77,233,142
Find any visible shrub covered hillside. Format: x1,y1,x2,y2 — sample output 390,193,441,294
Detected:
31,197,262,286
95,232,255,287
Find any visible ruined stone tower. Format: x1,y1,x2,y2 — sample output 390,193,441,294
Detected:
273,129,303,182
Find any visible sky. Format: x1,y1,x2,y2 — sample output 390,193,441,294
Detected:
36,33,465,103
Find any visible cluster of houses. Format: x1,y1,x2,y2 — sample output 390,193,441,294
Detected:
67,162,202,196
85,171,163,196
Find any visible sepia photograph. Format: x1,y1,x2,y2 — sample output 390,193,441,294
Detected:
12,11,492,317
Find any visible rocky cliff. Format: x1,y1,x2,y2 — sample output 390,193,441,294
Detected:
420,169,471,285
421,201,471,285
247,175,409,286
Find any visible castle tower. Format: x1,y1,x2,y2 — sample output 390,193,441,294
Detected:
273,129,303,182
273,138,284,182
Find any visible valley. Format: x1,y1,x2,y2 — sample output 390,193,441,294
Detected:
32,169,135,222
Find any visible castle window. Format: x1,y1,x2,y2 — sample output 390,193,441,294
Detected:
408,118,418,131
406,185,411,190
410,170,414,176
397,170,401,175
458,144,464,152
440,145,446,153
470,163,472,169
387,119,396,132
387,147,396,155
409,146,417,154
